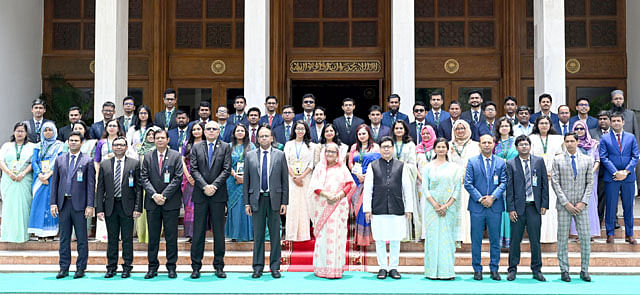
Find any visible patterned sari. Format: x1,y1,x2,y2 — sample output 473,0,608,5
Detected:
349,149,381,246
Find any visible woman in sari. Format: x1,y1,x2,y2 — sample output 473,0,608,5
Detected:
390,120,420,241
126,105,153,158
530,115,563,243
284,120,315,241
28,121,64,240
182,122,205,241
225,124,255,241
347,124,380,246
448,120,480,245
570,120,601,238
493,116,517,248
0,122,35,243
309,143,356,279
314,123,349,167
134,126,160,243
422,138,462,280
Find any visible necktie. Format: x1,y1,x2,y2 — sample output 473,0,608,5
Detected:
158,153,164,173
373,127,379,141
269,115,273,126
220,125,225,137
346,117,352,130
165,111,172,129
124,118,130,133
66,154,77,195
570,155,577,180
114,159,122,199
261,151,268,191
208,142,214,168
417,122,423,143
236,115,241,124
285,125,291,139
524,159,534,201
485,158,491,182
179,130,185,147
434,112,440,125
473,111,479,123
563,124,568,135
617,133,622,151
251,128,257,143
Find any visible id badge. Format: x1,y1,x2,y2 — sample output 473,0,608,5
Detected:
532,169,538,187
76,167,83,182
236,161,244,176
40,160,50,173
292,160,304,176
10,160,21,174
128,171,134,187
351,162,362,175
493,174,499,185
164,171,170,184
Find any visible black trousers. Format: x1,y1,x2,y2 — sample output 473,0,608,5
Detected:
252,196,281,272
190,199,226,271
597,174,607,222
508,203,542,273
105,200,134,271
58,202,88,271
147,208,179,271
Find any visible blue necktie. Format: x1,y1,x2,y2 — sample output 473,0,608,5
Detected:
563,124,568,135
66,155,77,196
417,123,423,143
485,158,491,182
208,142,214,168
473,111,479,123
261,151,268,191
571,155,577,180
285,125,291,140
179,130,185,146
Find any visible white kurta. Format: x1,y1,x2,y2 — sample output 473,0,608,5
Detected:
363,159,414,241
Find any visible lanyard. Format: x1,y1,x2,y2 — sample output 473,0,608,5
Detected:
359,145,367,162
394,141,404,159
15,142,24,161
540,135,549,154
452,141,468,157
235,144,244,162
294,141,303,159
40,142,53,158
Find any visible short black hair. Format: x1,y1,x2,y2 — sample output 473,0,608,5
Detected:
430,92,443,99
234,95,246,104
516,105,530,115
113,136,128,145
515,134,531,146
538,93,552,103
482,101,497,111
379,136,394,146
198,100,211,110
68,131,84,141
368,105,383,114
31,98,46,108
302,93,315,100
449,101,461,108
557,105,571,112
597,110,610,118
68,106,82,113
387,94,401,101
265,95,277,103
282,104,294,112
313,106,326,116
610,112,625,120
413,101,426,111
217,105,228,112
576,97,590,106
247,107,261,117
257,123,272,136
154,129,169,138
175,109,188,117
102,101,116,109
342,97,355,105
504,96,517,105
164,88,176,97
564,132,578,141
123,96,135,104
468,90,483,98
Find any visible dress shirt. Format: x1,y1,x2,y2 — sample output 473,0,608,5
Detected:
519,156,534,202
69,151,81,167
513,123,533,137
157,149,166,169
259,147,272,193
315,123,325,140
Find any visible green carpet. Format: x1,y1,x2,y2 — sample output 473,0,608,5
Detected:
0,272,637,294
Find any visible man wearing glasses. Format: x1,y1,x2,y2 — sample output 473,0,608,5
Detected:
259,96,284,128
90,101,116,139
154,88,179,131
569,97,598,130
273,105,296,145
118,96,137,134
294,93,316,126
215,105,233,143
409,102,430,144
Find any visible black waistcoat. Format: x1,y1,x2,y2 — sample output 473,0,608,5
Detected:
371,158,405,215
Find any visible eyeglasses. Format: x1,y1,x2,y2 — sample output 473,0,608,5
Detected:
103,109,115,113
266,102,277,105
380,145,393,149
414,109,425,113
217,110,228,113
283,111,294,114
124,102,134,106
574,127,585,131
577,103,589,107
303,100,314,104
165,98,176,101
205,127,219,131
258,135,271,138
107,125,119,128
325,150,338,154
113,143,127,147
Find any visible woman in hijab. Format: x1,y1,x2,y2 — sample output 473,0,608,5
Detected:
28,121,65,240
570,120,601,238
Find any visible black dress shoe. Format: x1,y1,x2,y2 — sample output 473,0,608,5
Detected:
388,269,401,279
615,222,621,229
168,269,177,279
580,271,591,282
506,271,516,281
144,270,157,279
104,270,116,278
490,271,501,281
121,270,131,279
473,272,483,280
271,270,281,278
532,272,546,282
251,270,262,278
561,271,571,282
56,269,69,279
190,270,201,279
215,269,227,278
377,269,387,279
73,270,85,279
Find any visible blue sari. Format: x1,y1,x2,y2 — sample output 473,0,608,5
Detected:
351,152,381,246
225,143,255,241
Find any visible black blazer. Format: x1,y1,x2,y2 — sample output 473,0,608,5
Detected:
95,157,142,217
26,118,55,143
190,140,232,203
460,109,486,126
118,115,138,133
57,125,73,142
409,121,435,144
154,110,178,130
141,149,183,211
505,155,549,216
333,115,365,147
370,125,391,143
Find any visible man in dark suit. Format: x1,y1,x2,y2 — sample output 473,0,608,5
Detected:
590,111,612,225
556,105,573,135
425,91,450,128
189,121,232,279
476,102,498,137
26,98,55,143
95,136,142,279
381,94,410,127
600,112,639,245
505,135,549,282
246,107,262,145
154,88,178,130
409,102,430,144
464,134,507,281
570,97,598,130
50,131,95,279
244,125,289,279
141,129,183,279
273,105,295,145
215,105,233,143
259,96,284,128
460,90,486,126
168,110,190,152
589,111,611,141
294,93,315,126
57,106,82,142
117,96,137,134
368,105,390,143
333,98,365,148
529,93,560,126
227,95,249,126
309,106,326,143
90,101,116,139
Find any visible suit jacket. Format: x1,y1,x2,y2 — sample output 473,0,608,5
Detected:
464,155,507,213
154,109,178,130
551,151,594,209
117,115,138,134
599,131,640,183
259,113,284,128
409,121,435,144
529,111,559,126
381,111,409,128
589,127,609,141
272,124,288,145
167,127,189,152
569,115,598,130
309,122,325,143
460,109,486,126
555,120,574,135
141,149,184,211
616,109,640,143
476,119,498,137
242,148,289,211
95,157,142,217
333,115,365,147
227,112,249,126
294,112,314,126
26,118,55,143
90,120,106,139
190,140,232,203
50,152,96,211
57,125,73,142
505,155,549,216
425,109,450,127
370,124,391,143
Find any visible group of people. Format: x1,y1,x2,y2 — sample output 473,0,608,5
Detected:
0,88,638,283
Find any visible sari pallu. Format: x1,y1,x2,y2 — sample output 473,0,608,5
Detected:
350,152,381,246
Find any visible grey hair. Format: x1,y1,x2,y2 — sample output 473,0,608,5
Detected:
611,89,624,98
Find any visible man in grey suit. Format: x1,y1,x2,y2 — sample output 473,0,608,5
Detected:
610,89,640,194
505,135,549,282
141,129,183,279
551,133,594,282
95,136,142,279
243,125,288,279
189,121,232,279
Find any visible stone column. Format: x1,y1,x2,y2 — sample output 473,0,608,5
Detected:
244,0,270,110
627,0,640,110
533,0,565,112
94,0,128,120
391,0,415,119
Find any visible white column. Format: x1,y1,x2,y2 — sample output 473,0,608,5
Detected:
94,0,128,120
0,0,43,136
627,0,640,110
533,0,565,112
391,0,415,119
244,0,270,111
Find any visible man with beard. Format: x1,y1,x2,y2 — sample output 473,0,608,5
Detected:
570,97,598,130
610,90,640,195
556,105,573,135
461,90,486,126
259,96,284,128
513,106,533,137
369,105,390,143
246,107,262,145
425,92,449,128
503,96,518,125
168,110,190,152
227,95,249,126
310,106,326,143
529,94,560,126
381,94,410,127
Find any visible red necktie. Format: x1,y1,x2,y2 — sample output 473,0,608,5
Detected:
158,153,164,173
251,128,256,143
617,133,622,151
269,115,273,126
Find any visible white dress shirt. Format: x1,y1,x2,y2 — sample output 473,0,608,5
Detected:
519,156,534,202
